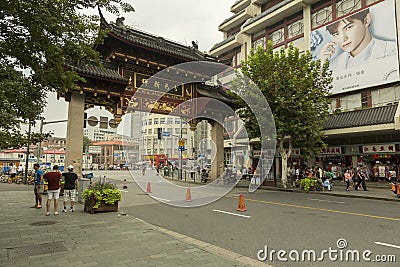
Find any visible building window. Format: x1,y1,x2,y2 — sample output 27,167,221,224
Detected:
252,36,266,50
366,0,381,5
336,0,362,18
175,128,180,135
148,119,152,125
268,27,284,46
175,119,181,124
160,118,165,124
287,18,304,40
154,118,159,124
361,91,369,107
234,51,242,66
167,118,173,124
148,129,152,135
311,5,333,29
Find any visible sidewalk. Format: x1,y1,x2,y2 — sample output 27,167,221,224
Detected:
163,174,400,202
236,179,400,202
0,183,268,267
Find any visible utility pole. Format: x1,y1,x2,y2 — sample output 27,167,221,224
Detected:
23,121,32,184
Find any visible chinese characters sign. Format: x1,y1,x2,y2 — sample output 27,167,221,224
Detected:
320,147,341,155
362,144,395,153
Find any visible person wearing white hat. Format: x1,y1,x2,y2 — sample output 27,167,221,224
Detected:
61,165,79,212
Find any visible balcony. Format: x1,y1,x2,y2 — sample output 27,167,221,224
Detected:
242,0,303,34
209,33,244,57
219,5,259,32
231,0,251,13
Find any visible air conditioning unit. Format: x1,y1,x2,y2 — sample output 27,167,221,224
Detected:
334,107,344,113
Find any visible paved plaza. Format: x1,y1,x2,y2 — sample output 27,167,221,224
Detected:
0,182,269,267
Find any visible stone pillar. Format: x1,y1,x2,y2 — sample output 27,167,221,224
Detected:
210,121,224,180
65,91,85,177
303,4,312,51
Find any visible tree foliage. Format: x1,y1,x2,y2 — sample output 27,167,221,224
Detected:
0,0,134,148
83,135,92,151
237,42,333,158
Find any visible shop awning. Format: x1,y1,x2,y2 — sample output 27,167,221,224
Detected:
324,104,398,130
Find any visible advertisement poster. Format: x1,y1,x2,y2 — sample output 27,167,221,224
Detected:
310,0,399,94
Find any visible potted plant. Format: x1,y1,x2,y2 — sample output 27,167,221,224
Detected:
300,177,321,192
82,181,122,214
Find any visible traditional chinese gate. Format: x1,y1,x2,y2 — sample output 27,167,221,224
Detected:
60,14,235,179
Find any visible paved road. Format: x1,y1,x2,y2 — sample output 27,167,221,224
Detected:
95,170,400,266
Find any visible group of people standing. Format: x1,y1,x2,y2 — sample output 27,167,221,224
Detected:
32,164,79,215
344,166,368,191
289,165,369,191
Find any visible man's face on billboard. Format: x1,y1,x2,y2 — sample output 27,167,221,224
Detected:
331,15,371,56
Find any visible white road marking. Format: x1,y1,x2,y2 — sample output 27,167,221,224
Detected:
212,209,251,218
152,196,171,202
119,190,129,193
307,198,345,204
374,241,400,249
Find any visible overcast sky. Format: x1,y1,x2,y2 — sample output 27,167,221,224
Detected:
37,0,234,138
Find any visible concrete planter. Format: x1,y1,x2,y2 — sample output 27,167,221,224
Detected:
84,197,119,214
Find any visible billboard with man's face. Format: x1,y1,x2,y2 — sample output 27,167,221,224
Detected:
310,0,399,95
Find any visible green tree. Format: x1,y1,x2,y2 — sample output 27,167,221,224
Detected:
83,135,92,151
237,42,332,188
0,0,134,148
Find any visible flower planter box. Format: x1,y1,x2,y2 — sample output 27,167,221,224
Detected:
84,197,119,214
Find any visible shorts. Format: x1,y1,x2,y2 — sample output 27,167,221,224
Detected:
34,185,44,194
64,189,77,202
47,189,60,200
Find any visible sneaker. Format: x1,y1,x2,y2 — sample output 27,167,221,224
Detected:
62,208,67,213
70,208,74,212
54,211,59,216
46,212,50,216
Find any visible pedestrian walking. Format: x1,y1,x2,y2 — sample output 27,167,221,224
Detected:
355,166,368,191
62,165,79,212
32,163,44,209
9,163,17,179
344,169,352,191
44,165,62,216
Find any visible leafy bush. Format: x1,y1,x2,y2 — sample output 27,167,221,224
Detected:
300,177,320,192
82,182,122,208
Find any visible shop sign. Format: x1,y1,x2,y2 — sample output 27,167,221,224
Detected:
235,150,243,156
362,144,395,153
252,149,276,157
320,147,341,155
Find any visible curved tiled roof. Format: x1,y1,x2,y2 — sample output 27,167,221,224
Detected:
65,62,128,82
196,84,238,106
105,21,211,61
324,104,398,130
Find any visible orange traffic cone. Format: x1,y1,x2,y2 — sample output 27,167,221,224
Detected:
146,182,152,193
236,193,247,212
185,187,192,202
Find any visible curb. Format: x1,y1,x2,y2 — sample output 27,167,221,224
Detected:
235,185,400,202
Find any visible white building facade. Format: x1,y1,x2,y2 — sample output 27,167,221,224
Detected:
211,0,400,182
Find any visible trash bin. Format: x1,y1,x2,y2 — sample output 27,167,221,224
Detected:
78,178,91,203
164,167,169,177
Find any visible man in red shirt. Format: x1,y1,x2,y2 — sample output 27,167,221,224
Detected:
44,165,62,216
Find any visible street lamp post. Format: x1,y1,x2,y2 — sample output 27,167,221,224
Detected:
23,121,32,184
